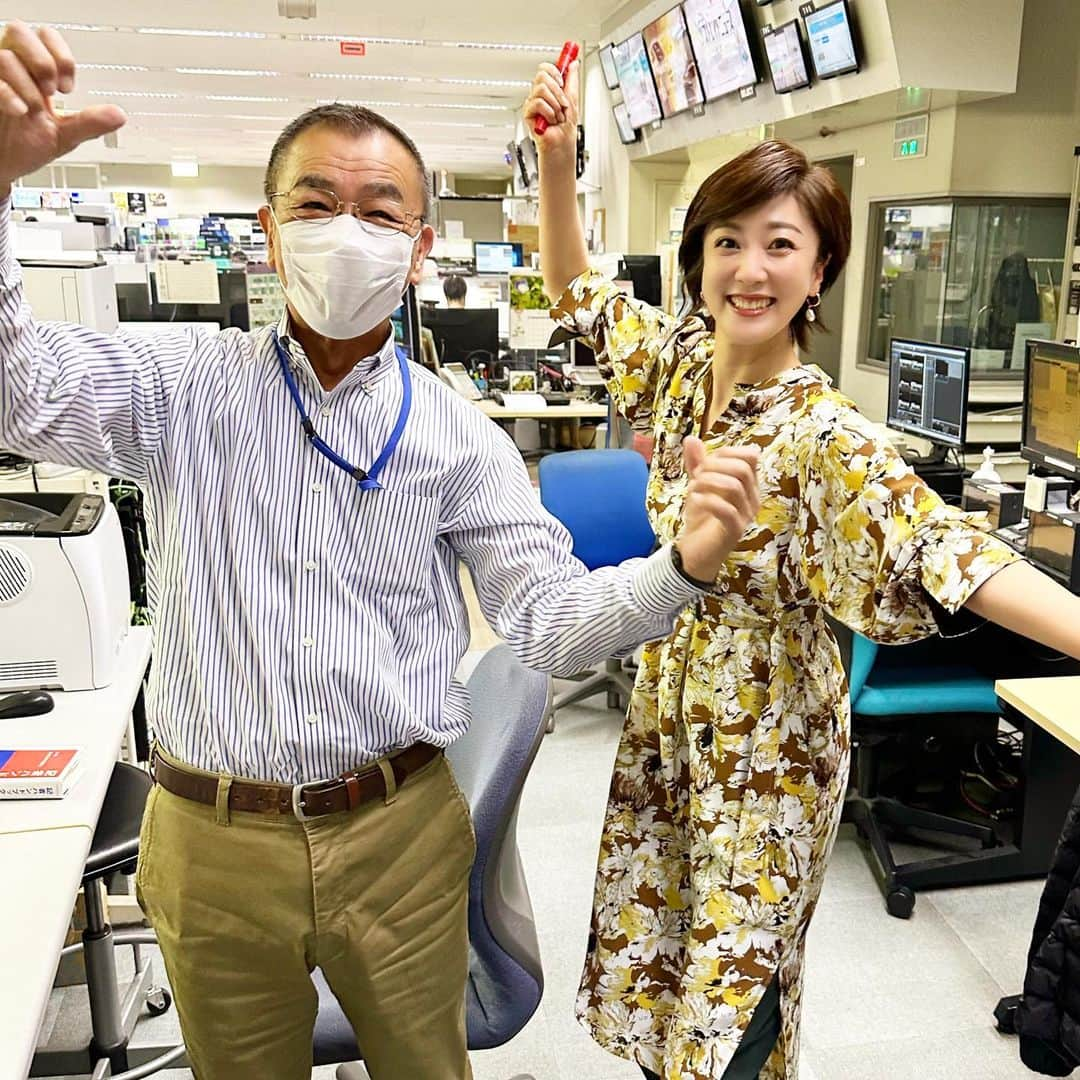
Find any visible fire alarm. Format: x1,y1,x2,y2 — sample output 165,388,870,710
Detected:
278,0,317,17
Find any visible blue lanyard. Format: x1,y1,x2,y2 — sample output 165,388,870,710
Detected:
272,330,412,492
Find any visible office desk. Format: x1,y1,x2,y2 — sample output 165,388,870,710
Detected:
0,627,152,836
474,400,608,420
0,627,152,1080
890,674,1080,899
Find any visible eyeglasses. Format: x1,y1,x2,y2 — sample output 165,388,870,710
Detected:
268,185,425,239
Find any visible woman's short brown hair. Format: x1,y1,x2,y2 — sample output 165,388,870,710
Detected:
677,139,851,350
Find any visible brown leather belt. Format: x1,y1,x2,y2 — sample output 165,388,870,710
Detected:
152,742,442,820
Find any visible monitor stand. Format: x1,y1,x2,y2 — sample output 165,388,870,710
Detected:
901,442,967,503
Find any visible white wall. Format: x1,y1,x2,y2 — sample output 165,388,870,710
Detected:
20,163,268,219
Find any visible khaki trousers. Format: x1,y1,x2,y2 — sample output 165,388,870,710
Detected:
136,746,476,1080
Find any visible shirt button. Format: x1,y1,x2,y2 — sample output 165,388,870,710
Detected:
304,559,317,572
302,636,314,648
311,481,323,494
320,405,332,418
305,712,319,725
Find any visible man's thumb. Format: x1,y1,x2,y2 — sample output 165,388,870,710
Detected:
683,435,704,477
56,105,127,156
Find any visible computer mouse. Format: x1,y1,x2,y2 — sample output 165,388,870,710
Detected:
0,690,55,719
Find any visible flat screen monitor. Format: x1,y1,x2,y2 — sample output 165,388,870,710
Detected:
599,43,620,90
619,255,662,307
887,338,970,449
612,32,663,129
642,6,705,118
474,242,523,273
12,188,41,210
421,307,499,372
613,102,639,144
683,0,759,100
1021,339,1080,479
762,19,811,94
803,0,859,79
391,284,421,364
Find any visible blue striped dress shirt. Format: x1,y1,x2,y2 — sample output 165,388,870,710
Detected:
0,198,697,783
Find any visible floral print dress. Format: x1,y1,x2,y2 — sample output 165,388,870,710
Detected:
550,271,1021,1080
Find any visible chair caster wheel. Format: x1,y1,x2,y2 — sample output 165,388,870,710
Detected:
994,994,1021,1035
145,986,172,1017
886,886,915,919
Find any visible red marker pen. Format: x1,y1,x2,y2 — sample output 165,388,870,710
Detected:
534,41,579,136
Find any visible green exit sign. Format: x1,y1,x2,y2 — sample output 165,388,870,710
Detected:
893,134,928,160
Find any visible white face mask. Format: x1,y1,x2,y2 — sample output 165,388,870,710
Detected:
274,213,417,340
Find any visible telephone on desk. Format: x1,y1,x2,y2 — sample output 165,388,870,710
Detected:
438,362,481,401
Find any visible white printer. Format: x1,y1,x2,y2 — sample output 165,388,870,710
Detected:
0,492,130,691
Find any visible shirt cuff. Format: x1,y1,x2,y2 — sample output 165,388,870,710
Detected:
632,543,700,616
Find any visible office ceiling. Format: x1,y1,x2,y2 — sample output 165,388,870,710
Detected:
4,1,626,176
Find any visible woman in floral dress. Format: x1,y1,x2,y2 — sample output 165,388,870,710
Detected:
526,58,1080,1080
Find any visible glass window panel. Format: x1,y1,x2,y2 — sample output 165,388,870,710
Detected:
866,197,1068,379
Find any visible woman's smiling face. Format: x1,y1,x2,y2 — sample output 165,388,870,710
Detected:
699,193,826,349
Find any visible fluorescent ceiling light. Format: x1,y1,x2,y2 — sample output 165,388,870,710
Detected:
308,72,421,82
439,78,531,88
412,121,512,129
442,41,559,51
137,27,269,39
89,89,180,99
171,160,199,177
206,95,290,103
298,34,424,46
42,22,115,32
177,68,280,77
80,63,150,72
316,98,508,112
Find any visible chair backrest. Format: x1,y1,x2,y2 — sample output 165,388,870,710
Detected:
538,449,655,569
311,644,551,1063
447,644,551,1049
849,633,879,703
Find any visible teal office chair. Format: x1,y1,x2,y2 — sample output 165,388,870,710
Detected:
845,633,1000,919
537,449,656,730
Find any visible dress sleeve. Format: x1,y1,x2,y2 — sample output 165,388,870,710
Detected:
549,268,677,429
793,391,1022,643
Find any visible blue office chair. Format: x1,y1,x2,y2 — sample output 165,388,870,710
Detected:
311,644,551,1070
845,633,1000,919
537,449,656,729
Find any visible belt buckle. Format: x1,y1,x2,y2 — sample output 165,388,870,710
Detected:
291,782,318,821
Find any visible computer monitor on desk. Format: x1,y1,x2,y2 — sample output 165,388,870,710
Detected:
1020,340,1080,590
618,255,662,307
1021,339,1080,481
421,307,499,372
886,337,970,466
475,242,523,274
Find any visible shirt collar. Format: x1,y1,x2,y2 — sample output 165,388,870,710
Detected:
274,309,398,393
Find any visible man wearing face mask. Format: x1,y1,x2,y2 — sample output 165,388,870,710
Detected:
0,24,763,1080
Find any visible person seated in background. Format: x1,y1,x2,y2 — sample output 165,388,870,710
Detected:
443,272,467,307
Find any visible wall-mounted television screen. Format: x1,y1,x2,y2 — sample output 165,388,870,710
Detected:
599,43,620,89
612,32,663,128
762,18,811,93
613,102,640,144
683,0,759,100
642,5,705,118
803,0,859,79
